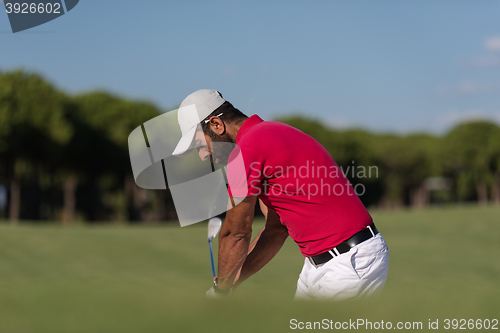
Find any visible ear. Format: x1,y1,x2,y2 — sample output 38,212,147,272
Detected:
208,116,226,135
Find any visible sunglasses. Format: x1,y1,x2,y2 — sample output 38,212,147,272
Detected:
204,113,223,124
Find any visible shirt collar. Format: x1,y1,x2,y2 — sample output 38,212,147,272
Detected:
236,115,263,143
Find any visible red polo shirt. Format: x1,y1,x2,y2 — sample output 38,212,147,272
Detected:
227,115,373,257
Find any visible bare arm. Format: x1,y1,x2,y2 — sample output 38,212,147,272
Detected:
233,207,288,288
216,195,257,290
246,199,269,253
232,199,269,282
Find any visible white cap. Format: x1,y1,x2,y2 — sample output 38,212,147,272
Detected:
172,89,226,156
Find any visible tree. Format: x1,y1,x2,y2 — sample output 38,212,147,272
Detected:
442,121,500,204
0,70,72,222
487,127,500,204
69,92,161,221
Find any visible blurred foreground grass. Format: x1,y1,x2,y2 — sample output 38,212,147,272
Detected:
0,205,499,333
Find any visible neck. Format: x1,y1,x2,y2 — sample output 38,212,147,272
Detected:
226,117,248,143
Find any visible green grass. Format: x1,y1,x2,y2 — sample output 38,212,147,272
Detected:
1,205,499,333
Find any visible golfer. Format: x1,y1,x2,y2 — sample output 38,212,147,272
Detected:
172,89,389,300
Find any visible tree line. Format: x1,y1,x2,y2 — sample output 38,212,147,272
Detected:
1,70,499,223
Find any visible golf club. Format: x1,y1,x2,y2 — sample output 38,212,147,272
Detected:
207,217,222,278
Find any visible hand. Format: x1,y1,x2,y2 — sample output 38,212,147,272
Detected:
206,277,233,298
206,286,232,298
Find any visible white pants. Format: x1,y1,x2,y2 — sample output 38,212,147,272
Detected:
295,233,389,301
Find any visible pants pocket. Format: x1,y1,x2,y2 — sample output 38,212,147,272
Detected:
350,248,379,279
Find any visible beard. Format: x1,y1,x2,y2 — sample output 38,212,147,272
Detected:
206,129,235,166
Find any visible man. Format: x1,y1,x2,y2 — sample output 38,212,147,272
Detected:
172,89,389,300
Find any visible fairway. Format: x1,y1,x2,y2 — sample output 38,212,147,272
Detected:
1,205,499,333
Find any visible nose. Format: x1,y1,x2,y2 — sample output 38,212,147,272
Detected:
197,147,209,161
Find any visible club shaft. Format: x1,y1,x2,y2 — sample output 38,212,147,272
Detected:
209,239,216,278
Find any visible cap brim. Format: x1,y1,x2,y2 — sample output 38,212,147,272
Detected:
172,126,197,156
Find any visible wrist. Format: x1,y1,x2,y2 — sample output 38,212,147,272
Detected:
213,277,233,295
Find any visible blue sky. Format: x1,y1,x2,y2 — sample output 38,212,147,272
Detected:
1,0,500,133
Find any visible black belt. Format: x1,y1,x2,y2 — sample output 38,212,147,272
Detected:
308,223,379,266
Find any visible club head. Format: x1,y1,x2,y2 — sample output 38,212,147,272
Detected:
207,217,222,240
